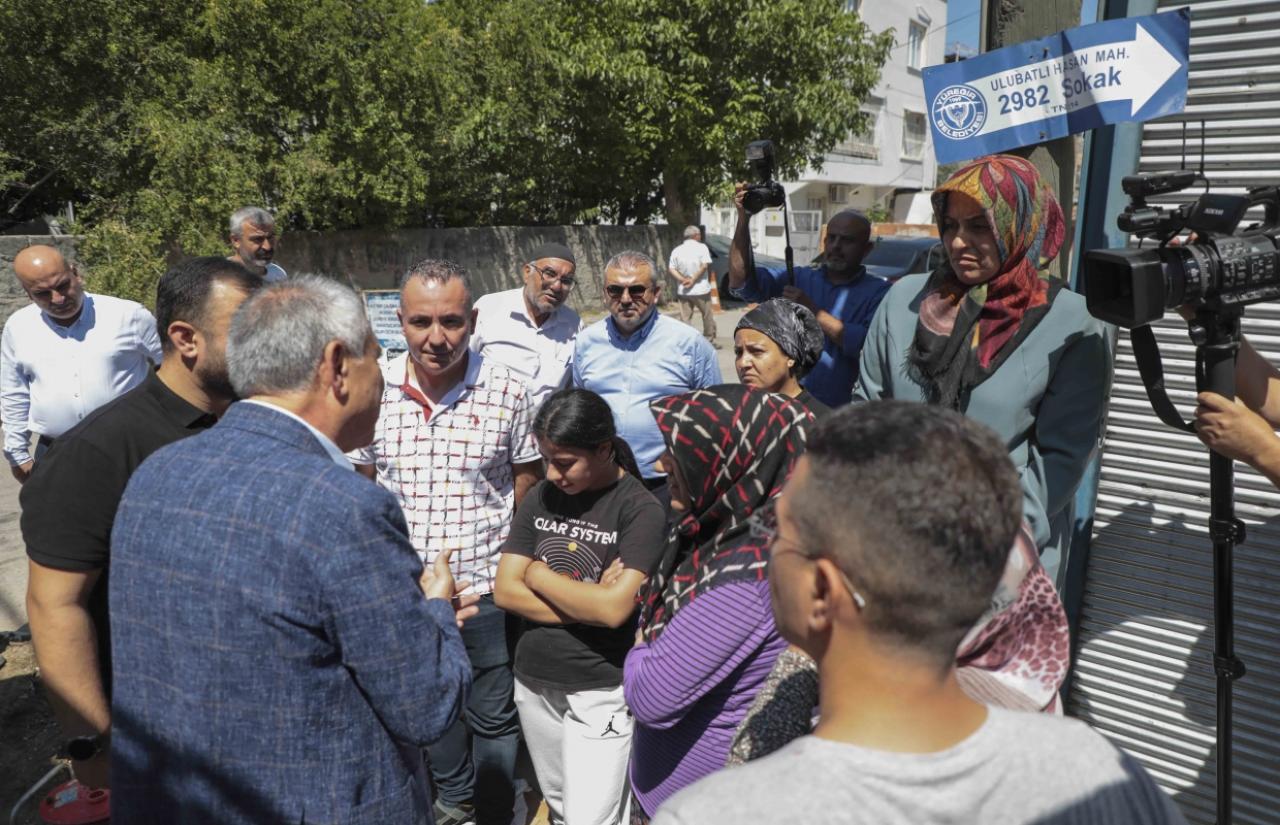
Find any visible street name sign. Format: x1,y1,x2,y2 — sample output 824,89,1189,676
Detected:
923,9,1189,163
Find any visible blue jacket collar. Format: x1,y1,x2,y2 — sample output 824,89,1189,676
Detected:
218,400,333,461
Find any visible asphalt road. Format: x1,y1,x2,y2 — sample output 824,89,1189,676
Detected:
0,306,748,633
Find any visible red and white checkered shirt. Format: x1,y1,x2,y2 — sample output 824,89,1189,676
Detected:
351,352,539,594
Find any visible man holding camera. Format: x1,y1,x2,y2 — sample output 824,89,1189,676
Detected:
728,185,890,408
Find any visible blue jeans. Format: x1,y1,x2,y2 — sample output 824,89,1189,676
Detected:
427,594,519,824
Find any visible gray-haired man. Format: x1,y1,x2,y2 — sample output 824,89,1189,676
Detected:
667,225,716,345
227,205,287,282
109,276,475,823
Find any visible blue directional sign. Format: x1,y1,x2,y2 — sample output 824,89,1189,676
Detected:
923,10,1189,163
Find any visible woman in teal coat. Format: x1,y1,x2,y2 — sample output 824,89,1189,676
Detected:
855,154,1112,579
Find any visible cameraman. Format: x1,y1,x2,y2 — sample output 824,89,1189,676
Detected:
1195,337,1280,486
728,183,890,408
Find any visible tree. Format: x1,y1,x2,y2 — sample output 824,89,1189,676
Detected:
1,0,472,302
0,0,892,302
549,0,895,224
435,0,894,225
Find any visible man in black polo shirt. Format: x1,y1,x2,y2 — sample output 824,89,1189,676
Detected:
22,256,261,791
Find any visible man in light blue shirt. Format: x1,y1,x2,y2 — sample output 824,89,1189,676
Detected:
573,250,721,507
728,184,890,408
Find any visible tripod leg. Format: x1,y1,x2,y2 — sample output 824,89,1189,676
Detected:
1196,310,1246,825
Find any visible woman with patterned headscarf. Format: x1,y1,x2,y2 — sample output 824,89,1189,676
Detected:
733,298,832,417
618,384,808,821
855,153,1112,579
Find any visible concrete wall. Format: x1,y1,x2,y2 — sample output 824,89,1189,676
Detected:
275,224,685,315
0,225,685,329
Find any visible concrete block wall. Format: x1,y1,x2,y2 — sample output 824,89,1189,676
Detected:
0,225,684,330
276,224,685,315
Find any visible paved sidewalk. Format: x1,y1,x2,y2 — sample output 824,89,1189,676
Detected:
0,468,25,632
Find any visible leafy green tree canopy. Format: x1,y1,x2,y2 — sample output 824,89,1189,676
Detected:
0,0,892,302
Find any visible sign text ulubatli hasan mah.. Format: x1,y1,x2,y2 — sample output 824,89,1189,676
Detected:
922,9,1190,164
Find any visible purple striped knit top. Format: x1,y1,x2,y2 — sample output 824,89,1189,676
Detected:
623,578,787,816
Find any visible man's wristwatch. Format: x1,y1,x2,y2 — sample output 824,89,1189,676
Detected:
65,734,108,761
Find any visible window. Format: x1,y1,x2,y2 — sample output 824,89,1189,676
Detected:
792,212,822,233
843,0,860,12
834,97,883,160
902,111,927,160
908,21,927,70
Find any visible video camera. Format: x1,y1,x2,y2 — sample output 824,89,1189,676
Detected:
1083,171,1280,328
742,140,786,215
1081,163,1271,825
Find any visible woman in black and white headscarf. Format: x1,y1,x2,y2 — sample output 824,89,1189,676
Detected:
733,298,831,417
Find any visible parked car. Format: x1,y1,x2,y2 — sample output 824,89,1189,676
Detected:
703,233,789,305
861,235,945,282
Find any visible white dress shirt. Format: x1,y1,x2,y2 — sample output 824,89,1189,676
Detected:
669,238,713,297
470,287,582,412
1,293,162,465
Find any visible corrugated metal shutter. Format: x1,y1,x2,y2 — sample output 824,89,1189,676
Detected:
1067,2,1280,822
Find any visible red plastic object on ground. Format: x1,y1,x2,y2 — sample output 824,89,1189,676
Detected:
38,780,109,825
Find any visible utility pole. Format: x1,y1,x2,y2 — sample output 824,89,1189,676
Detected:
982,0,1081,279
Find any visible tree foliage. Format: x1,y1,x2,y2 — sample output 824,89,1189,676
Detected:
0,0,892,303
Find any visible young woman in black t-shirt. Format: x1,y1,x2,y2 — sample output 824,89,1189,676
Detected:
494,388,666,825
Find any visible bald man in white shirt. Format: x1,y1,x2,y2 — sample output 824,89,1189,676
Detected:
1,246,161,482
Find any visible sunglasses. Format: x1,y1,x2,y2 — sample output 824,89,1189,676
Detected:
605,284,650,300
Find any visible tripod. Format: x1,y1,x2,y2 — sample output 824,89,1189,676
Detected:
1131,307,1247,824
1196,307,1247,825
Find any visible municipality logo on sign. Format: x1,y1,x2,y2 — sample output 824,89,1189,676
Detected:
932,84,987,140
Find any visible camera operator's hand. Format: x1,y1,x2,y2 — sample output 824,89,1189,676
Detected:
1195,391,1280,471
734,181,749,217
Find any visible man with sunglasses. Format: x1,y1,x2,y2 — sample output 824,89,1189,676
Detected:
654,401,1186,825
471,242,583,412
573,251,720,510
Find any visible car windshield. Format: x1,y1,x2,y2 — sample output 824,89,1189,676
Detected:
863,242,923,269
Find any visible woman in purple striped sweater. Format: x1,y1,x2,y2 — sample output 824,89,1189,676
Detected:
621,385,810,820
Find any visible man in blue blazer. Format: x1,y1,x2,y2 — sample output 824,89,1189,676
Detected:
109,276,474,824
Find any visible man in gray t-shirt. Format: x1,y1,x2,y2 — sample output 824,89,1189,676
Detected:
653,401,1185,825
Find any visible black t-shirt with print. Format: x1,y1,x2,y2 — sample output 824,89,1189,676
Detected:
504,473,667,691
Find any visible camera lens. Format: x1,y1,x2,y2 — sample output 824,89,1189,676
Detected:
1160,245,1209,309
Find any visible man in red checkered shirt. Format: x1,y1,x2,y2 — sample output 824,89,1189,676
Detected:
353,259,542,825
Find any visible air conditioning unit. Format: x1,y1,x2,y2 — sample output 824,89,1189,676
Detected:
828,184,850,204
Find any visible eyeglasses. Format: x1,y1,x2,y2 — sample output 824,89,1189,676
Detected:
528,264,576,288
605,284,650,301
747,509,867,609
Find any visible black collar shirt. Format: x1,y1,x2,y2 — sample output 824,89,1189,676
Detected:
21,369,218,688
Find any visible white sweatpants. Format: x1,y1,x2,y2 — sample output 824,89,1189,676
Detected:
514,678,633,825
